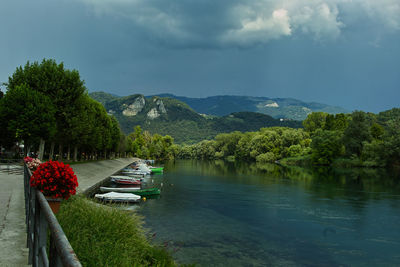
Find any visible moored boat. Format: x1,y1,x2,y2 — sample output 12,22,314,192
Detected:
121,172,146,178
149,167,164,173
122,170,149,176
130,188,161,196
94,192,141,203
100,186,141,193
111,176,142,185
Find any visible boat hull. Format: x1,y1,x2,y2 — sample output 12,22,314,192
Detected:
150,167,164,173
131,188,161,196
95,192,141,203
100,186,141,193
111,177,141,185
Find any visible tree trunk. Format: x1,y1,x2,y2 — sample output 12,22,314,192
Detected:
49,142,55,160
38,138,45,161
26,143,31,156
23,141,28,157
73,146,78,162
59,144,63,161
67,145,71,161
104,150,107,160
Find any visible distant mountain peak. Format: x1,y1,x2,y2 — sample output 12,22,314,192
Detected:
91,91,348,121
89,91,304,143
145,93,348,120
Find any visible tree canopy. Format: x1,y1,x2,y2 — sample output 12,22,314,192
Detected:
1,59,122,160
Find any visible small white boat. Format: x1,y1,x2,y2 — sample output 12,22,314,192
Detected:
122,169,150,175
110,176,142,185
121,171,147,177
110,175,140,180
100,186,140,193
137,164,152,174
94,192,141,203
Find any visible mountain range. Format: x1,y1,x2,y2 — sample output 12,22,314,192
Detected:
152,94,348,120
89,92,309,143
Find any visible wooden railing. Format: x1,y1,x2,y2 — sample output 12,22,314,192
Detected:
24,165,82,267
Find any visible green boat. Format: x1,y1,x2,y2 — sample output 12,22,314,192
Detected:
150,167,164,173
132,188,161,196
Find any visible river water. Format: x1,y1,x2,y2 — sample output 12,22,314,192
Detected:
137,160,400,266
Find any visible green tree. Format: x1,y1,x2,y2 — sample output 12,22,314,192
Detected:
382,119,400,166
361,140,385,166
215,132,242,158
370,122,384,140
129,126,145,157
7,59,87,159
0,84,56,155
324,114,335,130
235,132,255,160
303,112,328,134
342,111,372,157
332,113,349,131
256,152,276,163
311,129,343,165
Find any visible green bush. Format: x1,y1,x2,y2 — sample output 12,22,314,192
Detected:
256,152,276,163
57,196,175,267
287,144,302,157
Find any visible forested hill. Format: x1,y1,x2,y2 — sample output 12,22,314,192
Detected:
153,94,348,121
89,92,302,144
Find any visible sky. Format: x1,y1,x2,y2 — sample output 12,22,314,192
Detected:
0,0,399,113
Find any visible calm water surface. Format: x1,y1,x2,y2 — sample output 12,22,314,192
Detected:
137,160,400,266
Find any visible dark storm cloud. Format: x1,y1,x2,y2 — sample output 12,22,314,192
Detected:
78,0,349,48
0,0,399,112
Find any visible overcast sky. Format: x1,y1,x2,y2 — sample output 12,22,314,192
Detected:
1,0,399,112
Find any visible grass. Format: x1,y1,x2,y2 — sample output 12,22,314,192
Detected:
57,196,176,267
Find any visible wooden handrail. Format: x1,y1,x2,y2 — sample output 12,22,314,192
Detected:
24,164,82,267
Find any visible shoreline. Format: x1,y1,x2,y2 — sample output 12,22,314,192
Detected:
71,157,139,194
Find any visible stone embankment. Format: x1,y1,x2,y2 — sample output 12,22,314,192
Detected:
72,157,138,194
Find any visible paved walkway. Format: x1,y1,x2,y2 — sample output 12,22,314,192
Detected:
0,165,29,266
0,158,137,266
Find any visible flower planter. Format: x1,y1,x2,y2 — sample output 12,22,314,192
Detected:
46,198,62,214
30,160,78,202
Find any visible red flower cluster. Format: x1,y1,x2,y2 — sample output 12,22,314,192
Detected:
24,156,33,163
30,160,78,200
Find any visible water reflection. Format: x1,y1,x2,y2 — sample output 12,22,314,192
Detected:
165,160,400,201
139,160,400,266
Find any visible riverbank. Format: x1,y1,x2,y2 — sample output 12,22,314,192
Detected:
280,155,389,168
57,196,176,266
58,157,177,266
71,157,138,194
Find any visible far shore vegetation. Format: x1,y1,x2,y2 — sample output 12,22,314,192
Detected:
174,110,400,169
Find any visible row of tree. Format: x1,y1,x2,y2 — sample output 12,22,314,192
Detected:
175,109,400,168
177,127,311,163
125,126,179,160
305,110,400,167
0,59,121,161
